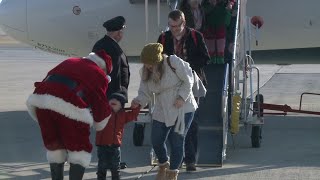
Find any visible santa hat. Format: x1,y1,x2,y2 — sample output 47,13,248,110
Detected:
86,49,113,74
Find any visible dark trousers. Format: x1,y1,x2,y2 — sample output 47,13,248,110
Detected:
97,145,121,180
184,97,202,164
184,117,199,164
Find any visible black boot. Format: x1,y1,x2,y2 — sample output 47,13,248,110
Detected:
111,170,120,180
69,163,85,180
49,163,64,180
96,170,107,180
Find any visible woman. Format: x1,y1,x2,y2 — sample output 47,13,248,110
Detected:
179,0,205,32
131,43,197,180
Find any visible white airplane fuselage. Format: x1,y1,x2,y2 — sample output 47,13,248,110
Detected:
0,0,319,57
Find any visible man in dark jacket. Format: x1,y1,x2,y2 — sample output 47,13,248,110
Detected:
157,9,210,172
158,10,209,86
92,16,130,100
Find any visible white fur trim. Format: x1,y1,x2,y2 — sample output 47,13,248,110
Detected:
26,99,38,122
107,75,111,83
26,94,94,126
85,52,106,70
47,149,67,163
67,150,91,168
94,114,111,131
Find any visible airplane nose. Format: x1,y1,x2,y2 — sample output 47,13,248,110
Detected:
0,0,28,43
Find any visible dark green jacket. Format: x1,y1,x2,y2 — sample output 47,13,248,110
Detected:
202,1,232,28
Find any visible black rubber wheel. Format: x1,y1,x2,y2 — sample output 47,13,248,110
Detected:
253,94,264,117
133,123,145,146
251,125,262,148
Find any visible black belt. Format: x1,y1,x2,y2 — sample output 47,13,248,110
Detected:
45,74,77,88
44,74,86,100
97,144,120,148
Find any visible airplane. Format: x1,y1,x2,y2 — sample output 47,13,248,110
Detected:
0,0,319,57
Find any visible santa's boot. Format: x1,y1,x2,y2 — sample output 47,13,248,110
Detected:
69,163,85,180
166,169,179,180
155,161,169,180
49,163,64,180
111,169,120,180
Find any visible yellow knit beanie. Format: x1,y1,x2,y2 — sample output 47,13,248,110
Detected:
140,43,163,65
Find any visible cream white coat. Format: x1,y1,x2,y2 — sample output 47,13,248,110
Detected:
134,55,198,130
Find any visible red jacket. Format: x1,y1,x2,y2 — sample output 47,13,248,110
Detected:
26,53,112,131
96,107,140,146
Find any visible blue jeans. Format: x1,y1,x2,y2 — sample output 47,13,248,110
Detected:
151,112,194,170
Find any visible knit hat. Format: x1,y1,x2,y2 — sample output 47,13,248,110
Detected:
109,92,127,108
140,43,164,65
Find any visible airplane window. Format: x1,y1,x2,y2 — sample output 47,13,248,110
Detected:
73,6,81,15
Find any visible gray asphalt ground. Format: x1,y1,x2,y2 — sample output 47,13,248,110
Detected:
0,42,320,179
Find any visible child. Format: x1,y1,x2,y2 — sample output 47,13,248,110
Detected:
202,0,234,64
95,92,140,180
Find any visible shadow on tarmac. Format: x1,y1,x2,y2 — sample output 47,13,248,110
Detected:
1,111,320,179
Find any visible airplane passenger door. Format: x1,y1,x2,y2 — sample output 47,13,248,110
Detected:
122,0,171,55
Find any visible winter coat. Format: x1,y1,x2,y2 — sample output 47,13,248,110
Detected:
26,53,113,131
92,35,130,100
202,1,232,28
134,55,198,129
95,107,140,146
157,27,210,86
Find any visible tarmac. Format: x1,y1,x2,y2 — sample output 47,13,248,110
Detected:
0,39,320,179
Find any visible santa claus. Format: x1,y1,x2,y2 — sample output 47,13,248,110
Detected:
26,49,113,179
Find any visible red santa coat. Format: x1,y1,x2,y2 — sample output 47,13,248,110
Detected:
96,107,140,146
26,51,113,167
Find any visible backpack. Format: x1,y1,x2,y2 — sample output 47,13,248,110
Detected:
166,56,207,98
